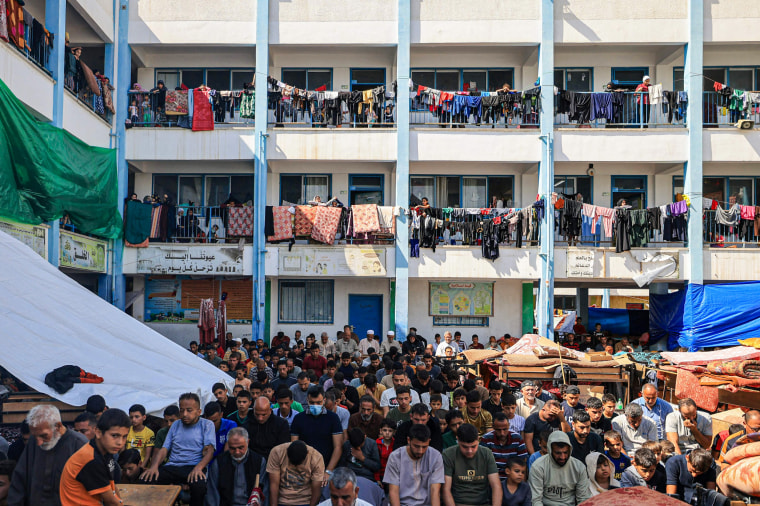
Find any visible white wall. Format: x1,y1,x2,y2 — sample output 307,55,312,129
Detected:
70,0,115,43
705,1,760,43
0,43,54,121
268,130,397,162
126,128,256,160
146,323,253,347
268,277,392,339
62,93,113,147
408,279,524,343
412,131,542,163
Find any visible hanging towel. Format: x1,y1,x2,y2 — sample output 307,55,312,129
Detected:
351,204,381,235
377,206,398,235
311,207,342,244
149,206,162,239
295,206,317,236
716,204,741,226
649,84,664,105
192,88,214,131
124,200,153,247
740,205,756,221
165,90,189,115
267,206,293,241
227,207,253,236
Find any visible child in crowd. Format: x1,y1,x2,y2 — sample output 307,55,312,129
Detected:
604,430,631,481
129,99,139,124
232,384,244,398
619,447,667,492
249,382,263,399
126,404,155,469
501,394,525,436
502,457,531,506
641,440,663,465
587,452,620,496
659,439,676,464
234,365,251,390
375,418,396,482
262,384,275,402
153,405,179,464
429,394,448,421
227,391,252,427
452,389,467,411
527,431,550,470
218,361,230,373
602,393,617,422
117,449,142,484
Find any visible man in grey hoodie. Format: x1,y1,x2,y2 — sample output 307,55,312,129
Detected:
528,431,591,506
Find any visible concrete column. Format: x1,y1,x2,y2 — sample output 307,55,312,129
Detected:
253,0,270,341
536,0,555,340
111,0,130,309
394,0,410,339
602,289,611,308
685,0,704,284
576,288,589,330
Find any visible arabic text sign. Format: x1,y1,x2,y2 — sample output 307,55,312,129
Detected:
59,231,108,273
566,250,595,278
279,247,387,276
429,282,494,317
0,219,47,259
135,245,251,275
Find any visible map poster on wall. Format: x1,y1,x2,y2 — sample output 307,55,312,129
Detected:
429,282,494,317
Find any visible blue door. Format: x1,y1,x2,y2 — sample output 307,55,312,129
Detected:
348,294,383,344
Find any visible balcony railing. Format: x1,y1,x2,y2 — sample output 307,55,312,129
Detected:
554,91,686,128
410,95,540,128
126,90,255,128
267,96,397,128
704,91,760,128
3,9,52,74
704,209,759,247
148,205,253,243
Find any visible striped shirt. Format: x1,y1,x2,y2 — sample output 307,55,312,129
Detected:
479,431,528,479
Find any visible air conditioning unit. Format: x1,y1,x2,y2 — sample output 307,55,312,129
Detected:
736,119,755,130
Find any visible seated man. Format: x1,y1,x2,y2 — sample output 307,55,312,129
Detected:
206,427,269,506
665,398,712,455
665,448,716,503
267,440,324,506
611,403,657,453
140,393,216,506
443,423,502,506
317,467,374,506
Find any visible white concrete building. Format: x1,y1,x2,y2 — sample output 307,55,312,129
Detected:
5,0,760,346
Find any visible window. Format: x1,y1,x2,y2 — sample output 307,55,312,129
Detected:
349,175,384,205
156,69,255,90
280,175,331,205
611,176,646,209
178,176,202,206
554,295,576,311
554,69,592,92
554,176,593,204
181,69,204,88
206,70,231,91
410,69,514,92
156,71,180,90
152,175,252,207
410,176,514,208
611,68,649,89
281,69,333,90
351,68,386,91
433,316,488,327
729,69,753,92
673,176,756,204
674,67,760,93
205,175,254,207
279,280,334,324
232,71,254,89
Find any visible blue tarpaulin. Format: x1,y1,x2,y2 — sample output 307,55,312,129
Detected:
587,308,649,336
649,282,760,351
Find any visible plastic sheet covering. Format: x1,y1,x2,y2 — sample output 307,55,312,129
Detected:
0,231,233,415
588,307,630,334
0,78,122,238
649,289,686,349
682,282,760,351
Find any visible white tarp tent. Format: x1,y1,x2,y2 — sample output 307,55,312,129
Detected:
0,230,233,415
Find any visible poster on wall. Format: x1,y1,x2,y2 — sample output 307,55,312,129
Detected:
59,230,108,273
0,219,47,259
280,247,387,276
566,249,595,278
135,245,251,275
429,282,494,317
144,275,252,324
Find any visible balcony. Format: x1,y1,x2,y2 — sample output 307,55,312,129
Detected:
554,91,686,129
411,94,540,129
704,91,760,129
2,8,52,75
127,90,254,128
268,94,396,129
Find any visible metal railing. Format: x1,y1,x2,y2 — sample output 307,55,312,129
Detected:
703,209,759,247
703,91,760,128
555,212,687,248
410,95,540,128
4,9,52,74
554,91,686,128
155,205,253,243
126,90,255,128
268,96,397,128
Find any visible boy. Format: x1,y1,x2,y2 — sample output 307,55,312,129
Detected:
249,382,263,399
234,365,251,390
442,410,465,449
482,380,504,417
619,447,667,492
502,457,531,506
429,394,448,420
602,393,617,423
641,440,663,465
218,361,230,373
126,404,155,468
527,431,550,470
374,418,396,482
226,390,252,427
659,439,676,464
502,394,526,436
586,397,612,436
452,388,467,412
60,409,131,506
153,405,180,464
232,384,244,398
262,384,275,402
604,430,631,481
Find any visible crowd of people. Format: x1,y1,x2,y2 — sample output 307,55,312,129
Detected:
0,326,751,506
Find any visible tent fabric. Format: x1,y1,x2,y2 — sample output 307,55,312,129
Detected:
0,79,122,239
0,231,233,415
588,308,631,335
681,282,760,351
649,289,686,350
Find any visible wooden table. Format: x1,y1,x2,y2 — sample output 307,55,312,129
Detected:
116,484,181,506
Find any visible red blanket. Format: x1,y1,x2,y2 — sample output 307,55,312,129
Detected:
675,368,719,411
192,88,214,131
707,360,760,378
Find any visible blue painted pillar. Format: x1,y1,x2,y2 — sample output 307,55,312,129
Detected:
685,0,704,284
536,0,555,340
602,288,611,308
253,0,269,341
394,0,410,339
45,0,66,266
111,0,130,309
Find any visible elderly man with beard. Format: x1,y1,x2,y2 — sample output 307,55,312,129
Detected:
528,431,591,506
206,427,269,506
8,404,88,506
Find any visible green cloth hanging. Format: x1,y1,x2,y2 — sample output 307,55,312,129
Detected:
0,78,122,239
123,201,153,245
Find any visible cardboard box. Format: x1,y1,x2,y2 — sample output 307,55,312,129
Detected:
585,351,612,362
579,385,605,405
712,407,745,436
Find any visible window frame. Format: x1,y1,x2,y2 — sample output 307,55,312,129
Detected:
554,175,594,204
410,68,516,92
348,174,385,206
278,280,335,324
350,68,387,91
151,174,255,207
611,175,648,209
611,67,650,87
279,174,333,205
281,68,334,91
674,66,760,93
554,68,594,92
154,68,256,90
673,175,758,204
409,175,515,208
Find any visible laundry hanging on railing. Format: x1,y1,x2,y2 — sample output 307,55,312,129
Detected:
557,89,688,125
